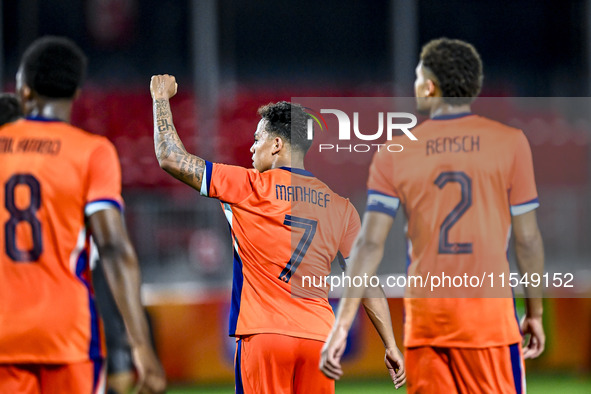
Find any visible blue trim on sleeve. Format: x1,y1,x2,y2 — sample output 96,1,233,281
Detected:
366,189,399,218
513,197,539,206
510,197,540,216
87,198,123,211
205,160,213,195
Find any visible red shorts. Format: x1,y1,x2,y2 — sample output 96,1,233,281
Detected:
405,343,525,394
0,360,105,394
235,333,334,394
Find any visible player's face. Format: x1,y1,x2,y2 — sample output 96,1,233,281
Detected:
250,119,275,172
414,62,434,115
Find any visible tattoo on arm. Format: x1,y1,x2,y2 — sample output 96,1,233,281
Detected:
153,99,205,189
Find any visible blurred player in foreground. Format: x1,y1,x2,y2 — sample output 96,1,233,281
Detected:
0,36,166,393
0,93,23,125
91,249,136,394
151,75,405,393
321,38,545,393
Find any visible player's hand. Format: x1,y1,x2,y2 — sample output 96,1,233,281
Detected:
131,343,167,394
320,325,348,380
150,74,178,100
385,347,406,389
521,315,545,359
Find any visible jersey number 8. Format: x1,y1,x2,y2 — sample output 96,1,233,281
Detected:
4,174,43,262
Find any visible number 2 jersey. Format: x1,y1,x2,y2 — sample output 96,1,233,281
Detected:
200,163,360,341
0,117,123,363
367,113,539,348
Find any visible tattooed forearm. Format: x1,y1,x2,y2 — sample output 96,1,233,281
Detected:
154,99,185,159
155,98,172,118
153,98,205,190
157,118,175,132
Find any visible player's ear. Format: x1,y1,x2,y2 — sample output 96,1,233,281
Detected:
425,79,438,97
20,84,32,101
425,79,441,97
272,136,283,155
73,88,82,100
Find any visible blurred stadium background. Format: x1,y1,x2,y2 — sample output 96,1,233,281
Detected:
2,0,591,392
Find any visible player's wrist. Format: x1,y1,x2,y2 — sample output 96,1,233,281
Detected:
335,318,354,332
525,311,543,319
525,299,543,318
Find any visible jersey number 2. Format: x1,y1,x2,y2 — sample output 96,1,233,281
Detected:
279,215,318,283
4,174,43,262
434,171,473,254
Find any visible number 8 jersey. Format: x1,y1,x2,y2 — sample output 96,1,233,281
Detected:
0,117,123,363
200,162,360,341
366,113,540,348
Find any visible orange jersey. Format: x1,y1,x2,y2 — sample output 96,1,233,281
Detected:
0,117,123,363
201,163,360,341
367,113,539,348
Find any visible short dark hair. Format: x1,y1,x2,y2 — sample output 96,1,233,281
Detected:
420,38,483,105
20,36,87,98
257,101,313,154
0,93,23,126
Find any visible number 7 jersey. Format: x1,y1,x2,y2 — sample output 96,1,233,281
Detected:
0,117,123,363
367,113,539,348
200,163,360,341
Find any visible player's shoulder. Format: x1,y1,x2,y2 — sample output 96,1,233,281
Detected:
63,123,114,147
215,163,261,184
470,114,524,134
66,125,120,160
310,175,356,209
471,115,531,151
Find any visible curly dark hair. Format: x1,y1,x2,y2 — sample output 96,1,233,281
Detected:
257,101,313,154
0,93,22,126
420,38,483,105
20,36,87,99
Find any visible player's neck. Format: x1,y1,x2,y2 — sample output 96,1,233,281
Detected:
430,103,471,119
271,152,305,171
26,100,73,123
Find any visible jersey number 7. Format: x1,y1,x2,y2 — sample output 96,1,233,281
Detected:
279,215,318,283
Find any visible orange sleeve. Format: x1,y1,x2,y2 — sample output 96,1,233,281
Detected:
509,132,539,215
85,139,123,216
338,202,361,259
202,161,259,204
366,150,401,217
367,149,398,197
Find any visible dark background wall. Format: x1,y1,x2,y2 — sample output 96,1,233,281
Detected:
2,0,587,95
